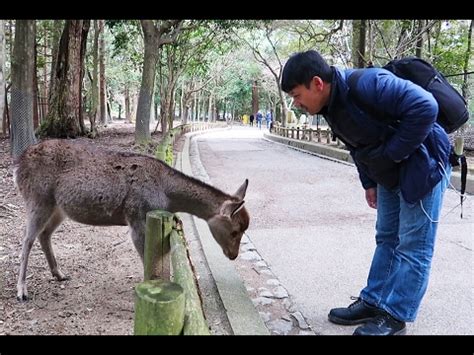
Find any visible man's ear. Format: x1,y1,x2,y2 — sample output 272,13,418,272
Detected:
312,76,324,91
234,179,248,200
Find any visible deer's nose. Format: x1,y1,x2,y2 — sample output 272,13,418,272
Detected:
224,249,238,260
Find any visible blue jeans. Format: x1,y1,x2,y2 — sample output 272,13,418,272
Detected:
360,164,451,322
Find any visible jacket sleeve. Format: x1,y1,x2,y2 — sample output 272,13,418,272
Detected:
356,69,438,162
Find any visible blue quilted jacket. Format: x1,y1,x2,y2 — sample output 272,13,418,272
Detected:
319,67,451,204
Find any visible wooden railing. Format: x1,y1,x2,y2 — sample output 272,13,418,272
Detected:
134,122,228,335
272,125,345,147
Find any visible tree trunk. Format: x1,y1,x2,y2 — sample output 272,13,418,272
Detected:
207,93,213,121
99,20,106,125
135,21,159,143
194,89,198,121
168,84,175,130
41,20,90,138
179,83,184,122
462,19,473,101
252,80,258,116
48,20,63,104
0,20,4,135
32,40,39,129
10,20,37,158
125,86,131,122
279,88,288,127
41,24,49,120
415,20,424,58
89,20,99,135
352,20,366,68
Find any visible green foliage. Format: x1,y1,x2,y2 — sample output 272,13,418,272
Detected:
432,21,471,88
18,19,471,131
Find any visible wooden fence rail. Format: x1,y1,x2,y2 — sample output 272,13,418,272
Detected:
134,122,226,335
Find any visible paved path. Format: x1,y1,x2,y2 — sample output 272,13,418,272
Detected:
191,125,473,335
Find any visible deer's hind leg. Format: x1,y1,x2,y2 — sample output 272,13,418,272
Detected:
38,207,67,281
17,202,60,301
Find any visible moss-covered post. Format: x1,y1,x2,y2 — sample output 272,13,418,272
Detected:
156,145,166,161
134,279,185,335
144,210,174,281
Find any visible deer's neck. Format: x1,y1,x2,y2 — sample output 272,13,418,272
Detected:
164,168,229,221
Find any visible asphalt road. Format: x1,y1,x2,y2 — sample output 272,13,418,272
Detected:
193,125,473,335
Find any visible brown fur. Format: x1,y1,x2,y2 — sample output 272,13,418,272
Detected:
14,139,249,301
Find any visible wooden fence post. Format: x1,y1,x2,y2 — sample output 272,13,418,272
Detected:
134,279,185,335
144,210,174,281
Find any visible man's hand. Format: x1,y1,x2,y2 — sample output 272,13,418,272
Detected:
365,187,377,209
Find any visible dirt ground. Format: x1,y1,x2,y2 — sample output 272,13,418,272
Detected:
0,121,173,335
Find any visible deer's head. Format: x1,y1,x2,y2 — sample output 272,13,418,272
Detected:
207,179,249,260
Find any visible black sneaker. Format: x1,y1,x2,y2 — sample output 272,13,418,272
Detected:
353,313,407,336
328,297,383,325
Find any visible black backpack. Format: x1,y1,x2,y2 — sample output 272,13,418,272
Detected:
348,57,469,134
348,57,469,217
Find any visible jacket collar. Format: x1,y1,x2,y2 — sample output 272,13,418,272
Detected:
318,66,349,116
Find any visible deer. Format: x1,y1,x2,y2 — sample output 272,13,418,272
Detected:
13,138,249,301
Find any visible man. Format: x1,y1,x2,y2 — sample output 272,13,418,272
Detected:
266,110,273,130
281,50,452,335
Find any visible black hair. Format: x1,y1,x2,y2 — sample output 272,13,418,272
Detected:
281,50,333,93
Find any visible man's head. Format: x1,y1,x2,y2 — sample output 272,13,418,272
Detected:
281,50,332,115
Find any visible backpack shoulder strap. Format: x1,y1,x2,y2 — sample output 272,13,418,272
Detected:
460,155,467,218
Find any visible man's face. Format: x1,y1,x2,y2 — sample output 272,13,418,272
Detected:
288,76,327,115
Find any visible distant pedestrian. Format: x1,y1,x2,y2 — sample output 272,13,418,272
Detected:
266,110,273,130
256,111,263,129
249,114,254,127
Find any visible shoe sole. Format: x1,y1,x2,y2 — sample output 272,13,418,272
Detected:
328,314,376,325
392,327,407,336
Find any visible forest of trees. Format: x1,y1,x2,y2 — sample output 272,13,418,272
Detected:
0,19,472,158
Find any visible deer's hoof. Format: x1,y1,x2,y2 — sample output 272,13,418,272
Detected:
17,294,29,302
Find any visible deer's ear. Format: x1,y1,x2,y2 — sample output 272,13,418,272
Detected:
221,200,245,218
234,179,248,200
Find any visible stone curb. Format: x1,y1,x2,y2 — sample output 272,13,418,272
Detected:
179,129,269,335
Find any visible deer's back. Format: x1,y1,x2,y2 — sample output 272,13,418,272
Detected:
14,139,168,225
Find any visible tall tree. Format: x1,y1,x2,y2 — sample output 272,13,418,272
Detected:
251,80,258,117
99,19,106,125
0,20,4,135
461,19,473,101
352,20,366,68
40,20,90,137
10,20,37,158
89,20,100,135
415,20,425,58
48,20,63,104
135,20,182,144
